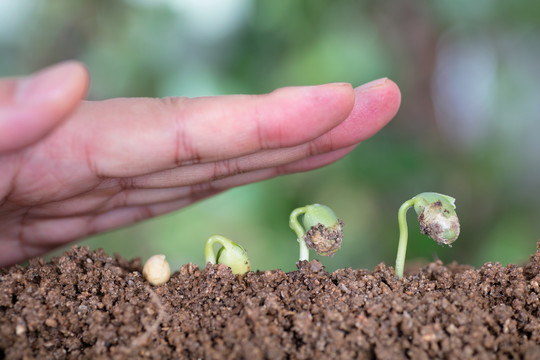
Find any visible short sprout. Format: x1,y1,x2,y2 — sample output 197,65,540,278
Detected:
143,254,171,286
289,204,344,261
395,192,460,278
204,235,251,275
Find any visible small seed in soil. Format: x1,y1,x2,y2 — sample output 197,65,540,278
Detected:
142,254,171,286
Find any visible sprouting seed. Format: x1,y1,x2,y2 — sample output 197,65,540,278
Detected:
204,235,251,275
289,204,344,261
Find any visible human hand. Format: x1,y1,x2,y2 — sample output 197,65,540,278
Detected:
0,61,400,266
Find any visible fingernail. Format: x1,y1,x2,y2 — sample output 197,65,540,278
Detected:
325,82,352,87
319,82,353,90
298,82,352,90
15,61,82,105
356,77,388,91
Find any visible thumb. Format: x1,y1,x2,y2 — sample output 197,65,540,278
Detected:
0,61,89,153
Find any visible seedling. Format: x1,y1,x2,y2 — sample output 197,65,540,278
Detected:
289,204,344,261
204,235,251,275
395,192,460,278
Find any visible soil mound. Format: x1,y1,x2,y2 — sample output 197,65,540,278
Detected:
1,244,540,359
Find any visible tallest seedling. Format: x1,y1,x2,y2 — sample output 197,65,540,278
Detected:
395,192,460,278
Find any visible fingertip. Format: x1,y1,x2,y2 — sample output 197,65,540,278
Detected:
275,82,355,116
0,61,90,153
324,82,356,118
376,78,402,117
277,145,358,175
16,60,90,106
66,60,91,102
260,82,356,148
347,78,402,140
355,78,401,118
308,82,357,128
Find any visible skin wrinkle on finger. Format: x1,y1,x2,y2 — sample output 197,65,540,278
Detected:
213,157,243,182
84,142,105,180
0,154,24,210
132,145,313,188
24,184,210,218
168,96,202,166
275,146,357,175
209,146,357,189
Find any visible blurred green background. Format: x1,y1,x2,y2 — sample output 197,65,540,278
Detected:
2,0,539,273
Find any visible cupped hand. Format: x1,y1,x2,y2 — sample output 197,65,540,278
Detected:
0,61,401,266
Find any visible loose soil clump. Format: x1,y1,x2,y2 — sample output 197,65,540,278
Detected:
1,244,540,359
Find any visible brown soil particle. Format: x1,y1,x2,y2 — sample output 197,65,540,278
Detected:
2,244,540,359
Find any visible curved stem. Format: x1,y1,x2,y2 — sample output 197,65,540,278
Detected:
395,198,417,278
289,207,309,261
204,235,230,265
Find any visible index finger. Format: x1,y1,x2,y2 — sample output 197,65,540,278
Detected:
69,83,355,177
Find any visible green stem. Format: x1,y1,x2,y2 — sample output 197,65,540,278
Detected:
395,198,417,278
289,207,310,261
204,235,230,265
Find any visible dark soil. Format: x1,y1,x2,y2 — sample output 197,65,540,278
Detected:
2,243,540,360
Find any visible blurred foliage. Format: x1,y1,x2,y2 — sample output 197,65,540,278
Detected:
1,0,539,272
